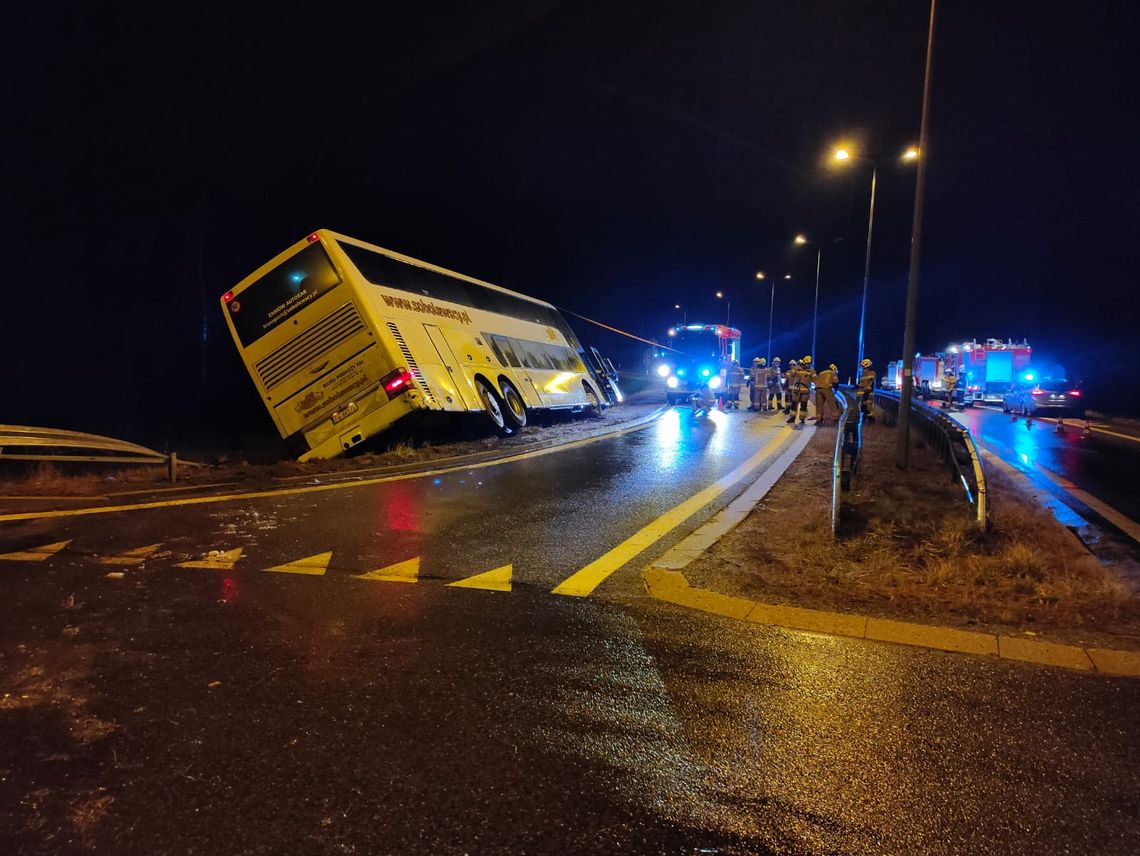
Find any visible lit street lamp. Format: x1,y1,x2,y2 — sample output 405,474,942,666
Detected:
758,271,792,365
715,290,731,325
792,234,843,364
831,144,919,378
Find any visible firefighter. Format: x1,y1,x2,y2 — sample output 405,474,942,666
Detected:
767,357,783,411
787,355,814,424
726,359,745,409
942,370,957,409
856,358,876,419
783,359,799,414
814,362,839,424
748,358,766,410
690,382,716,417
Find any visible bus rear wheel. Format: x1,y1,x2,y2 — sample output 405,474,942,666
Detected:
475,379,507,432
500,380,528,429
583,383,603,418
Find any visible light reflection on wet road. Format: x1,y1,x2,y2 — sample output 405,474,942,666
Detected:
954,406,1140,526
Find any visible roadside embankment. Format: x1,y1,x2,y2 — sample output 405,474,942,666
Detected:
681,418,1140,652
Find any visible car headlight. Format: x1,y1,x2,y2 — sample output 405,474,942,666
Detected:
708,375,723,390
666,376,679,389
656,364,671,378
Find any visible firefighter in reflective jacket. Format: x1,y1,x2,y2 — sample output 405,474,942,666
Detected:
857,359,876,418
726,360,745,409
941,370,957,409
749,358,766,410
767,357,784,410
814,362,839,424
787,356,814,425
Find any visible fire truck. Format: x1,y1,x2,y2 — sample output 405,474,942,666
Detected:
944,339,1032,404
653,323,742,405
885,339,1032,405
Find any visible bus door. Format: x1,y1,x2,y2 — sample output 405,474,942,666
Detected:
423,324,477,410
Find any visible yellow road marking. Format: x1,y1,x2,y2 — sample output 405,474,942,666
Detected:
447,564,512,592
0,540,73,562
552,426,795,597
177,548,244,570
354,557,420,583
99,544,164,565
0,416,661,523
263,552,332,576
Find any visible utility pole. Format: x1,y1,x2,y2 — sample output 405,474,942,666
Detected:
897,0,937,469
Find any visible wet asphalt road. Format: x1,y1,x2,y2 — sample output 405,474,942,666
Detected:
2,408,1139,854
953,405,1140,532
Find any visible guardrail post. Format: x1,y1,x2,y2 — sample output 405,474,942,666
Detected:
168,452,178,482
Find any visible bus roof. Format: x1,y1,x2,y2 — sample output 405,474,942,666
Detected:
321,229,560,313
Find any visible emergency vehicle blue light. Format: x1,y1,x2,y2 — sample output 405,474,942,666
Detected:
676,368,686,377
1023,372,1036,382
701,368,712,377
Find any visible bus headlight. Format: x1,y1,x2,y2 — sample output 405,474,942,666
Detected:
708,375,723,390
666,376,679,389
656,364,672,378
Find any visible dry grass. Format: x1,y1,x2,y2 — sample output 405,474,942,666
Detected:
684,421,1140,648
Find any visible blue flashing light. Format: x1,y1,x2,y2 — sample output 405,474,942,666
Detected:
289,271,305,286
700,367,712,378
676,368,686,377
1023,372,1036,382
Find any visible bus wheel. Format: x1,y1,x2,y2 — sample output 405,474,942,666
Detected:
500,380,528,429
583,383,603,418
475,379,507,432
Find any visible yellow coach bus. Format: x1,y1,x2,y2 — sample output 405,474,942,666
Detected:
220,230,615,460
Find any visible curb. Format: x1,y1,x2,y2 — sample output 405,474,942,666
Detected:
644,568,1140,676
639,427,1140,678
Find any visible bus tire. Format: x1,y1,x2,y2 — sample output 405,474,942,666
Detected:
499,379,528,429
583,383,603,418
474,378,508,432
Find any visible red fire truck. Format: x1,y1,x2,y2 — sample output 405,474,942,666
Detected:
944,339,1032,404
885,339,1032,405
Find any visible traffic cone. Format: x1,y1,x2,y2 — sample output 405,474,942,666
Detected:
717,396,725,411
1056,417,1065,433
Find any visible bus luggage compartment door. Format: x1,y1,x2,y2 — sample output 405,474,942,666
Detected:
422,324,476,410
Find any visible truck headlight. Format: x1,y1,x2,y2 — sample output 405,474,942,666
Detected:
656,364,671,378
666,376,679,389
708,376,723,390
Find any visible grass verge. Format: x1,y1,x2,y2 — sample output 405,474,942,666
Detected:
683,416,1140,650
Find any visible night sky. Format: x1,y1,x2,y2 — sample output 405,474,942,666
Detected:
4,2,1138,448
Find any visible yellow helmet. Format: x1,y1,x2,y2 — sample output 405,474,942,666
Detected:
829,363,838,372
802,355,812,364
754,357,764,365
773,357,781,363
860,358,872,368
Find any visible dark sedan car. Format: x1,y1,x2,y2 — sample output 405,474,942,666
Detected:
1002,379,1086,417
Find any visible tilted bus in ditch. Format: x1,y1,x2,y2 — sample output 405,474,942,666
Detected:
220,230,620,460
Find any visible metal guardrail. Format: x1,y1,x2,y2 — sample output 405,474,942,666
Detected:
871,391,990,532
831,390,862,536
0,425,204,481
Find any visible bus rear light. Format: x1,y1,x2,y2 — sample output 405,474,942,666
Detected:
222,291,234,302
382,368,414,399
307,232,320,243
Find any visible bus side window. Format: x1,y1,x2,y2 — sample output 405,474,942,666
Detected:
490,335,522,368
518,339,552,370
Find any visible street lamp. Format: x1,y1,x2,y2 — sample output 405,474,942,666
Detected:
759,271,792,365
831,144,919,378
792,234,843,365
715,291,730,325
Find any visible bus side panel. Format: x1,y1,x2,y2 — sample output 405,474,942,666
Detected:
384,320,470,412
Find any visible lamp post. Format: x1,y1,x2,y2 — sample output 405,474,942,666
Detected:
759,271,792,365
715,291,730,326
832,147,918,379
897,0,937,469
793,234,843,364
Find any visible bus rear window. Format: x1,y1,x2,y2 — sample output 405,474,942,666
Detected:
227,242,342,346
